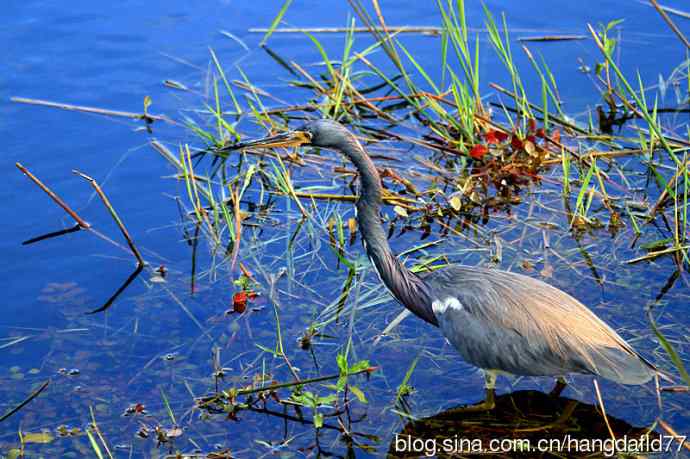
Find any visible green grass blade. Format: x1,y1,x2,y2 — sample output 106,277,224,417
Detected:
260,0,293,46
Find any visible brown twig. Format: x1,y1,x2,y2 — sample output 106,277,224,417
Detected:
542,149,644,165
660,385,689,392
248,25,579,35
517,35,587,42
249,26,443,35
593,379,616,441
649,0,690,51
271,190,422,212
16,163,90,229
646,158,689,221
73,170,145,267
659,419,690,452
237,367,377,396
625,245,690,264
11,97,173,124
228,185,242,273
198,366,377,407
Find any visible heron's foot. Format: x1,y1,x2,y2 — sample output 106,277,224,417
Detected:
447,389,496,413
549,377,568,397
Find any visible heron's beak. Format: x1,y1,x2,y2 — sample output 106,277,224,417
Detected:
228,130,312,150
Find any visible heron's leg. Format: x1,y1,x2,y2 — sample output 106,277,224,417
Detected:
549,376,568,397
483,370,496,407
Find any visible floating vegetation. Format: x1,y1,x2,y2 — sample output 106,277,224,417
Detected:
5,0,690,457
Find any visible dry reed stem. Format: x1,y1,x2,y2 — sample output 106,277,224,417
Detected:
16,162,91,229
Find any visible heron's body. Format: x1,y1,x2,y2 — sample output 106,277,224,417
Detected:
423,266,654,384
233,119,660,399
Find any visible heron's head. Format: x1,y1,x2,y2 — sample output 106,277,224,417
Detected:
228,119,353,151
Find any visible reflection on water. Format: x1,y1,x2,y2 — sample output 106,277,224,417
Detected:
389,389,655,458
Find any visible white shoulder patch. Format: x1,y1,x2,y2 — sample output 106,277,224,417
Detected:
432,296,463,315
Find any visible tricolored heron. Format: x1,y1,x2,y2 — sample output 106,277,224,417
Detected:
230,119,665,410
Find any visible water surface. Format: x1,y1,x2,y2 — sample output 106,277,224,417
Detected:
2,1,689,457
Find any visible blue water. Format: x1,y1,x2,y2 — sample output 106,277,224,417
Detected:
2,1,690,457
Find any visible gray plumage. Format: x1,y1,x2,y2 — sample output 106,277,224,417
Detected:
233,118,660,387
423,266,655,384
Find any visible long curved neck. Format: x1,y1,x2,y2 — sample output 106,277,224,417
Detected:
338,134,438,327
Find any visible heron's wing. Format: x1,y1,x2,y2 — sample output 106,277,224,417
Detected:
422,266,655,384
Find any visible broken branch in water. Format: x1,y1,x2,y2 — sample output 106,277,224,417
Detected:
73,170,145,267
11,97,174,124
16,165,145,313
197,366,378,408
517,35,587,42
250,26,443,35
648,0,690,51
16,162,91,229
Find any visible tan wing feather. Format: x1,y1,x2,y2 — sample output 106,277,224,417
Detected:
426,266,656,384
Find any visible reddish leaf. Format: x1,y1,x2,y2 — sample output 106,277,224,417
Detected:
526,134,537,144
495,131,509,142
469,144,489,159
231,291,257,313
535,128,546,138
551,129,561,144
123,403,147,417
484,130,500,144
527,118,537,133
511,135,524,150
232,292,248,313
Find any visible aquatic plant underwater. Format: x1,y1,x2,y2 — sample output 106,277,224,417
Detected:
3,0,690,457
